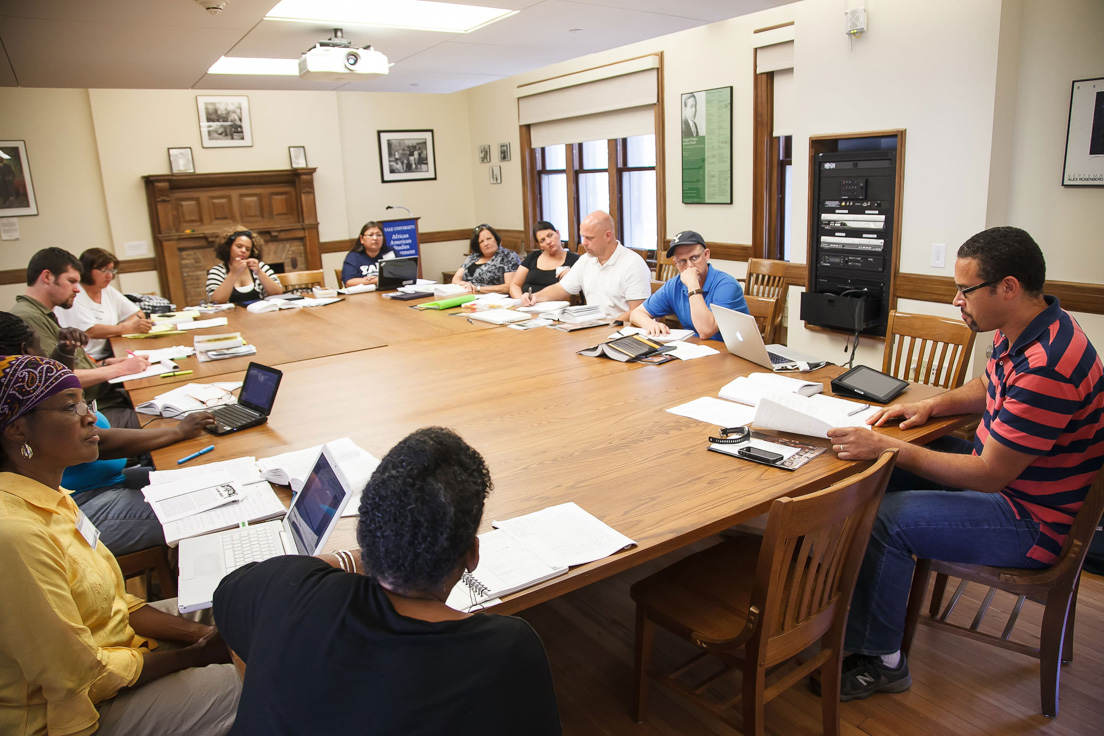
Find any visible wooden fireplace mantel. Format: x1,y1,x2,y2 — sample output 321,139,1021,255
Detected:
143,168,321,307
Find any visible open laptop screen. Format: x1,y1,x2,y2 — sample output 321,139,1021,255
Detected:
377,257,418,290
238,363,283,414
286,452,347,556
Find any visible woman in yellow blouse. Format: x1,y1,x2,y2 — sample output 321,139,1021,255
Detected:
0,355,240,736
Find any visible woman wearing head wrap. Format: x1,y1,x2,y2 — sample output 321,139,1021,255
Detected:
0,355,240,736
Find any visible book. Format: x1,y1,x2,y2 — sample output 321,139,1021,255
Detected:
135,381,240,417
446,528,568,612
416,295,477,310
446,502,636,612
550,319,610,332
177,317,229,330
753,393,879,439
558,304,605,323
256,437,380,517
577,334,671,362
465,309,532,325
718,373,824,405
518,300,570,314
194,332,245,351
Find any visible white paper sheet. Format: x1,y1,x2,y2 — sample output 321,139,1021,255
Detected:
107,361,179,384
492,502,636,568
666,397,757,427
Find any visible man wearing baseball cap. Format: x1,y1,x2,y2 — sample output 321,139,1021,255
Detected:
629,230,747,340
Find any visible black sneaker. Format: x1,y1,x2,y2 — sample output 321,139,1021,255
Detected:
837,653,911,701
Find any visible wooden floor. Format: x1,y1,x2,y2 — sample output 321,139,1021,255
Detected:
519,540,1104,736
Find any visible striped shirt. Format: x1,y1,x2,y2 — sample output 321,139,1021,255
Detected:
974,296,1104,564
205,262,278,301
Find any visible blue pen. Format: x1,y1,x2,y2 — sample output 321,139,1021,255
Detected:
177,445,215,465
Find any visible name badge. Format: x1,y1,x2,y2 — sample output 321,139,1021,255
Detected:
75,510,100,550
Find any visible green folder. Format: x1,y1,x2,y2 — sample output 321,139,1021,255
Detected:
417,295,477,310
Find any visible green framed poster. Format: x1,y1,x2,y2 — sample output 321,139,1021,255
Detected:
681,86,733,204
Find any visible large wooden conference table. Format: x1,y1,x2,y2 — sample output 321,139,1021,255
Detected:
131,297,970,615
113,293,496,390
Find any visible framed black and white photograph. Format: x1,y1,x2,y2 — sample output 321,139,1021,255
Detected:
168,147,194,174
289,145,308,168
498,142,511,162
0,140,38,216
490,165,502,185
1062,76,1104,187
479,144,491,163
378,129,436,183
196,95,252,148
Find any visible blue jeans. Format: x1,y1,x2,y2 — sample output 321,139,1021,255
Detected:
844,437,1048,655
73,485,165,556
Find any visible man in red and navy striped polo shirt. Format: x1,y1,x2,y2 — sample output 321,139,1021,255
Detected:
823,226,1104,702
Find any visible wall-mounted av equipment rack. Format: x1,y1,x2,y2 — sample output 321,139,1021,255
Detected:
801,148,898,337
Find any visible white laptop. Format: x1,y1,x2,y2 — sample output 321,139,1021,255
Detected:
177,445,354,613
713,304,829,372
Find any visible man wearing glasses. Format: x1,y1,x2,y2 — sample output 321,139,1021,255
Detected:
628,230,748,340
821,226,1104,702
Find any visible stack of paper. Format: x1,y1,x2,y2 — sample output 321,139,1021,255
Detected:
518,300,570,314
107,361,179,384
338,283,376,294
145,457,285,545
719,373,824,405
433,284,468,298
754,393,879,439
465,309,531,325
559,305,604,323
132,346,195,362
178,317,229,330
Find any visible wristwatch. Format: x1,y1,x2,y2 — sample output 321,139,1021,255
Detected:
687,289,703,298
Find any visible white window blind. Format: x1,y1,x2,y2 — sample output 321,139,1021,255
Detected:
518,56,658,148
773,68,793,137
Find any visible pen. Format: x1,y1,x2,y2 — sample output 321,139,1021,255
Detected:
161,370,194,378
126,350,137,357
177,445,215,465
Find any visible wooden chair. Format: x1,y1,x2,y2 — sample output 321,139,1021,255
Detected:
333,268,344,288
901,470,1104,717
745,258,788,339
631,450,898,735
655,260,677,282
276,269,325,294
116,545,177,600
744,294,782,344
882,310,976,390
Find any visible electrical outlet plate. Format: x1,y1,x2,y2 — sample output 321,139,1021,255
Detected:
931,243,946,269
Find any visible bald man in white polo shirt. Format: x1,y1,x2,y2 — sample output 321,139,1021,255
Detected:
520,210,651,322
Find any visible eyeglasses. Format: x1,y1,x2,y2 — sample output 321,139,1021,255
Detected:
673,250,707,269
95,267,117,275
955,279,999,297
31,399,97,418
363,232,384,239
473,224,491,233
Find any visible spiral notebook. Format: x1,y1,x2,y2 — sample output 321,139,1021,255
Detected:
446,528,568,612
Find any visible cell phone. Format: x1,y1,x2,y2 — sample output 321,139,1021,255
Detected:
737,446,784,464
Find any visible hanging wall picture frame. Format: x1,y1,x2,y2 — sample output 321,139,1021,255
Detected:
0,140,38,216
196,95,252,148
681,86,733,204
378,130,437,183
1062,77,1104,187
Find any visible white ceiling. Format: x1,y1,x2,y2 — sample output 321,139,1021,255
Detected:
0,0,795,94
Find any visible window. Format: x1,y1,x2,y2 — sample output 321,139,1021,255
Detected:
531,134,657,254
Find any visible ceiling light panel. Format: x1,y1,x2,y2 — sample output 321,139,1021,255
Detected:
208,56,300,75
266,0,517,34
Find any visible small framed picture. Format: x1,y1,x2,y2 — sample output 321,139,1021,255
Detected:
196,95,252,148
498,142,511,162
489,165,502,185
479,144,491,163
167,147,194,174
0,140,39,216
378,129,437,183
1062,76,1104,187
289,146,308,168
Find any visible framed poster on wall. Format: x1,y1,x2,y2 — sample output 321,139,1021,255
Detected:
1062,77,1104,187
0,140,38,216
681,86,733,204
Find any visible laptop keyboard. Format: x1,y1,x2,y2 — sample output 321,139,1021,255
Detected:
222,526,283,571
767,350,793,365
210,404,261,429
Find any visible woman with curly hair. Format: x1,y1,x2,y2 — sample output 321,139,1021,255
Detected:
213,427,561,735
451,223,521,294
205,227,284,304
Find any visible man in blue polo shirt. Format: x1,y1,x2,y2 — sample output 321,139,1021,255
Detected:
629,230,748,340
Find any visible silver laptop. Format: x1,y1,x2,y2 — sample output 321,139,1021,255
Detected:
713,304,828,372
177,445,353,613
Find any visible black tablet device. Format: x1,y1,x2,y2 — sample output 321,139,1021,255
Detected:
830,365,909,404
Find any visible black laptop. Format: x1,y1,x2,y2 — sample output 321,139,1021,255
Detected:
204,363,283,436
376,257,419,291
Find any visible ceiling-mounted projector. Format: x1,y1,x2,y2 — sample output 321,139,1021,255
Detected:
299,29,388,80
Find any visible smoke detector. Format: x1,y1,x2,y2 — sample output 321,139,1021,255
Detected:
196,0,229,15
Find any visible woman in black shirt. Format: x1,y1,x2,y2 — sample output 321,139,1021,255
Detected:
509,221,579,298
214,427,561,736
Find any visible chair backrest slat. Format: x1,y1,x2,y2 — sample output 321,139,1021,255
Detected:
883,310,977,389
